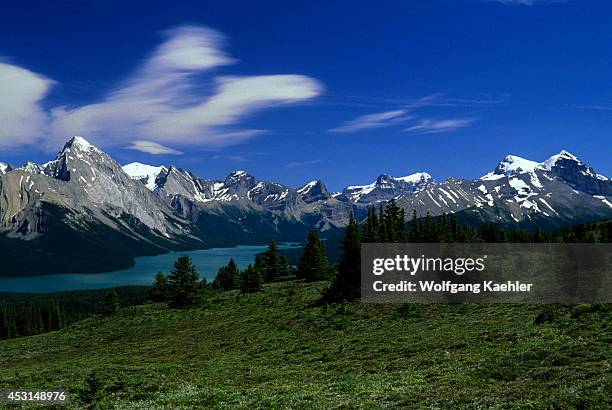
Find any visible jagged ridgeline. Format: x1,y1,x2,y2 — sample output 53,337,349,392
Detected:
0,136,611,276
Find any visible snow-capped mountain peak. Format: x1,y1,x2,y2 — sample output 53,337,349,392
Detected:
481,155,540,180
297,180,330,203
62,136,99,154
542,150,580,170
395,172,433,184
122,162,167,191
298,180,319,194
341,171,433,203
225,170,255,185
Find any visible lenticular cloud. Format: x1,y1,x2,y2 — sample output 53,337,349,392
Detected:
0,25,323,152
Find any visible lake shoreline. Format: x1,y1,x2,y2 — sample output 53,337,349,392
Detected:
0,243,299,294
0,241,303,279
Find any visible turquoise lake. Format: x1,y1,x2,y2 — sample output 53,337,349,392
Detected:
0,244,298,294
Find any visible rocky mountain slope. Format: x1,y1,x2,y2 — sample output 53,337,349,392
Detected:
0,136,610,275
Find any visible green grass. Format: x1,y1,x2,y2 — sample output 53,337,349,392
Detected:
0,281,610,409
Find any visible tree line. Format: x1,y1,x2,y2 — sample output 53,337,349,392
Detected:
325,200,612,302
0,296,120,341
0,287,148,341
153,201,612,307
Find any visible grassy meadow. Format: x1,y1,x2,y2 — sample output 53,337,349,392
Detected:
0,280,610,409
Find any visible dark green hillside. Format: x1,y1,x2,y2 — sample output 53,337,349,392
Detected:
193,207,342,247
0,203,201,277
0,281,609,409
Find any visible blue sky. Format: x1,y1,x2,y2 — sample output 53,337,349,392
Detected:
0,0,610,191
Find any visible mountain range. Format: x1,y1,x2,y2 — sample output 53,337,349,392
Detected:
0,136,610,276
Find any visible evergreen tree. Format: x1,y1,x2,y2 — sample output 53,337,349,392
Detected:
253,254,266,274
448,212,458,242
262,240,291,282
213,259,239,291
149,272,168,302
437,213,448,242
102,290,120,316
382,199,405,242
423,211,434,242
167,255,201,308
532,226,543,243
240,264,262,293
410,209,420,242
603,222,612,243
362,208,375,242
297,229,329,282
325,212,361,301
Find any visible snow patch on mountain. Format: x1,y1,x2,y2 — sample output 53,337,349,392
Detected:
481,155,541,180
298,180,318,194
344,172,432,203
0,163,13,174
18,162,45,174
395,172,432,184
122,162,167,191
594,195,612,208
542,150,578,170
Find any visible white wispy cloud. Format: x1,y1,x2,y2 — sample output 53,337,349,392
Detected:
403,118,477,134
0,62,54,147
0,25,323,152
286,159,325,168
328,109,411,133
327,92,500,135
321,92,507,109
127,140,183,155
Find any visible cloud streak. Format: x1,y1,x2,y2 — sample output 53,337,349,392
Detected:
286,159,325,168
127,140,183,155
328,109,411,133
403,118,477,134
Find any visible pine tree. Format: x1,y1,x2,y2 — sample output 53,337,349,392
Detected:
410,209,419,242
297,229,329,282
448,212,458,242
253,254,266,274
262,240,291,282
325,212,361,301
240,264,262,293
383,199,405,242
150,272,168,302
423,211,434,242
213,259,239,291
102,289,120,316
167,255,201,308
600,222,611,243
532,226,543,243
363,208,374,242
437,213,448,242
